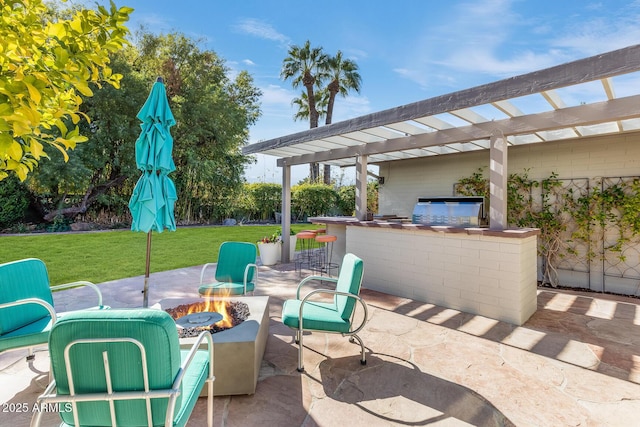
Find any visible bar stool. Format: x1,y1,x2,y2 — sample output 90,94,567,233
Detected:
313,234,339,277
301,229,322,261
295,231,317,274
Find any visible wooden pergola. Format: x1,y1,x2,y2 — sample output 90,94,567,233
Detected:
243,44,640,262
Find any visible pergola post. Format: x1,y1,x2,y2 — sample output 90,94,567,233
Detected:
281,163,292,262
489,130,508,230
355,155,368,220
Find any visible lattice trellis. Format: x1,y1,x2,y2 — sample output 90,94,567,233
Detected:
456,174,640,294
601,176,640,281
547,179,591,274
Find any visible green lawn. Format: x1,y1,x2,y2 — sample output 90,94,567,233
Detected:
0,224,317,285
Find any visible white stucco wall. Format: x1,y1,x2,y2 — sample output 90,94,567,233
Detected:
376,131,640,294
377,131,640,217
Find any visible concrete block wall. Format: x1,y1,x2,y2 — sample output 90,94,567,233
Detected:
378,131,640,218
347,226,538,325
376,131,640,293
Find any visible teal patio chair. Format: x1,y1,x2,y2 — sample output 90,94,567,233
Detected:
0,258,105,363
198,242,259,297
281,253,369,372
31,308,215,427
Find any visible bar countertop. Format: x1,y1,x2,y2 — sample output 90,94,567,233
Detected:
308,216,540,239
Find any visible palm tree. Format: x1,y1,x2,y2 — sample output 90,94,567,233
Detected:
322,51,362,184
291,90,328,123
281,41,328,181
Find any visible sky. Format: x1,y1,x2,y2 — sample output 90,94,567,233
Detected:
95,0,640,184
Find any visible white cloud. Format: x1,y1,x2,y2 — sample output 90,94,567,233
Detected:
242,59,256,66
386,0,640,92
233,18,290,46
260,84,296,106
551,11,640,56
438,49,568,77
332,95,371,121
135,13,172,30
389,0,529,89
393,68,430,88
343,48,368,61
585,2,604,11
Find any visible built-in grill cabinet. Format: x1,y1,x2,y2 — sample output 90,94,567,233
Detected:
412,196,484,227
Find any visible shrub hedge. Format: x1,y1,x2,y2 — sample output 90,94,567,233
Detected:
3,181,379,228
0,176,31,228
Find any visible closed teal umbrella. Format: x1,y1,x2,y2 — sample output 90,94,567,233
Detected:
128,77,177,307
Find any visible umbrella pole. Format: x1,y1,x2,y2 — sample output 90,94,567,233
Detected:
143,231,152,307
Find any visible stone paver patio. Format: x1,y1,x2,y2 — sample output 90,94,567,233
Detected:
2,262,640,426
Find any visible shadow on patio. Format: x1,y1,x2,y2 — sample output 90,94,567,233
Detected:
382,287,640,385
2,264,640,426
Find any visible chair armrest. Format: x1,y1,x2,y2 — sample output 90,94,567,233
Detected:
0,298,57,326
296,275,338,299
243,263,258,293
168,330,214,425
299,289,369,335
199,263,217,286
174,330,214,387
51,281,104,308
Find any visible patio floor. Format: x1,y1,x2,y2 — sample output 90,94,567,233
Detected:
2,262,640,426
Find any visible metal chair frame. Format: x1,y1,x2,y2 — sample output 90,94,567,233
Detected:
0,278,104,361
292,274,369,372
31,331,214,427
199,262,258,295
198,242,259,296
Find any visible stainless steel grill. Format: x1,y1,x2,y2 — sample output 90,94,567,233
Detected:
412,196,484,226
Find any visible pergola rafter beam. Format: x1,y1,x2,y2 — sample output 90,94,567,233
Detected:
449,108,489,124
601,77,623,132
245,44,640,156
491,100,524,117
541,89,567,109
277,94,640,166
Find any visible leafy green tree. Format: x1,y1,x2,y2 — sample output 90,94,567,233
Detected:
0,175,31,228
31,31,262,225
133,32,261,223
281,40,327,181
30,50,146,221
0,0,132,181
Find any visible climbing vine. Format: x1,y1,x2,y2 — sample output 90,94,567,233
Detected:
569,178,640,261
455,169,640,287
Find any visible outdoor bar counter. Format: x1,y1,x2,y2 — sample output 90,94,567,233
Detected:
309,216,540,325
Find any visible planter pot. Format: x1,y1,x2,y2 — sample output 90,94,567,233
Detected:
258,242,280,266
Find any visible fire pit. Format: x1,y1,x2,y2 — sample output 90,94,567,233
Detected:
177,311,223,329
153,295,269,396
165,299,250,337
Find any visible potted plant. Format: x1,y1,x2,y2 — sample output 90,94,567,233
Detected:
257,232,281,266
277,228,297,261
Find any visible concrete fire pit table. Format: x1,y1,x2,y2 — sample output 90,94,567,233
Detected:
153,295,269,396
